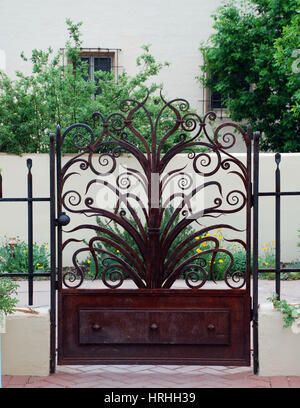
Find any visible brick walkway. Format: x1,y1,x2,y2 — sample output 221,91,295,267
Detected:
2,365,300,388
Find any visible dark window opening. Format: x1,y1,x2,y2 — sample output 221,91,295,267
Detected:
79,55,113,94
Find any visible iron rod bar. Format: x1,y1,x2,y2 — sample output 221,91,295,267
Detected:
0,198,50,202
275,153,281,299
246,126,252,298
258,268,300,273
56,125,63,369
259,191,300,196
27,159,34,306
252,131,260,375
0,273,50,278
49,134,56,375
0,172,2,198
56,125,62,291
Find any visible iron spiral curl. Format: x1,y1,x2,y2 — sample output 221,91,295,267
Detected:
59,93,250,290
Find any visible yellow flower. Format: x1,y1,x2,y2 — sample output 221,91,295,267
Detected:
219,259,224,263
117,250,120,253
263,248,267,251
206,233,210,237
264,262,269,266
219,236,223,240
273,241,276,244
196,248,202,253
265,243,269,246
213,233,218,236
217,229,222,232
87,260,91,264
202,242,207,247
44,246,48,249
38,266,43,269
36,263,40,266
195,236,200,240
258,258,260,261
23,250,27,253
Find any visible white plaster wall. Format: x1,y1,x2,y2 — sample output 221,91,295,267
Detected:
0,0,223,113
1,307,50,376
258,303,300,376
1,152,300,266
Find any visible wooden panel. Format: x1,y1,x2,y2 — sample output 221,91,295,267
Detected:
79,309,230,345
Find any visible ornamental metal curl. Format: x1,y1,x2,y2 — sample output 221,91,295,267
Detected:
58,92,251,290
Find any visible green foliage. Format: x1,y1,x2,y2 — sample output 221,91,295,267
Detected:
0,279,18,315
0,19,175,154
82,207,196,279
274,0,300,117
82,221,249,282
0,237,49,275
268,294,300,328
198,0,300,152
258,241,300,280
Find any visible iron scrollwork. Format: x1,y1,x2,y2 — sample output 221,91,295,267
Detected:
58,92,251,289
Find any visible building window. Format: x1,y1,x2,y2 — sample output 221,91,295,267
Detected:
60,47,121,90
210,89,226,111
209,74,227,112
79,53,115,94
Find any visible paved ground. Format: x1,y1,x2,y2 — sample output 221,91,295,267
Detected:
13,278,300,307
2,279,299,389
2,364,300,388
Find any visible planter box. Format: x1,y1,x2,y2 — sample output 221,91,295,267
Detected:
0,307,50,376
259,303,300,376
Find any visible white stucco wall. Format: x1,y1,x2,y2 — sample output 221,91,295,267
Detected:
259,303,300,376
1,307,50,376
0,0,223,114
1,152,300,266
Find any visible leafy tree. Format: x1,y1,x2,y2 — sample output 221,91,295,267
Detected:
199,0,300,152
274,1,300,117
0,19,182,154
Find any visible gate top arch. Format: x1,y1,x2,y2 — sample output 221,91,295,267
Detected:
57,92,251,290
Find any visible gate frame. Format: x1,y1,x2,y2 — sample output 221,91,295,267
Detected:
53,97,254,371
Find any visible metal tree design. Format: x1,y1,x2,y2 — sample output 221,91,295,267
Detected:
58,93,250,290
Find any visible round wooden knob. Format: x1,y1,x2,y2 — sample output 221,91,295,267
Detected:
207,324,215,331
92,323,101,331
150,323,158,330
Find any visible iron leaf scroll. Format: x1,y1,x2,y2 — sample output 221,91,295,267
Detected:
58,93,250,289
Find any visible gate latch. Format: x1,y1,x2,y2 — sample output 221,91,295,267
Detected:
56,212,70,226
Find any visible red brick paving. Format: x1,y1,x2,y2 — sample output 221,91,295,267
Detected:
1,364,300,388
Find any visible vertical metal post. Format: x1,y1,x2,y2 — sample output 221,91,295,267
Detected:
56,125,62,291
27,159,34,306
246,125,252,290
252,131,260,375
56,125,62,365
275,153,281,299
49,134,56,374
0,172,2,198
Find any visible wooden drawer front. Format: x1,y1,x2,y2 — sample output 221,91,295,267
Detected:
79,309,230,346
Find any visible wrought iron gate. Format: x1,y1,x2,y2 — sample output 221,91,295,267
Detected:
55,94,252,366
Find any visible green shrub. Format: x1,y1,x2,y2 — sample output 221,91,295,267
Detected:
268,294,300,328
0,237,50,275
0,20,182,155
258,241,300,280
0,279,18,315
